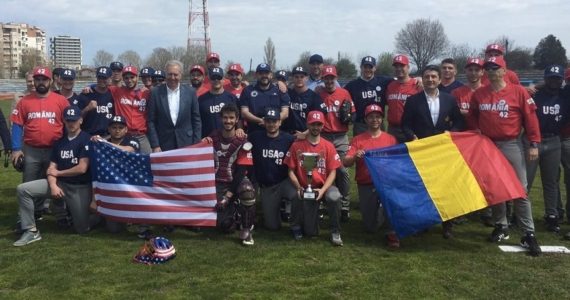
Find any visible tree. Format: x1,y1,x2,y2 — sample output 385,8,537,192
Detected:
181,45,207,72
19,48,45,77
293,51,312,71
118,50,142,68
264,37,276,69
376,52,393,76
447,43,479,73
533,34,568,69
93,50,114,67
145,47,173,71
486,35,516,56
506,47,533,70
395,18,449,71
336,53,357,78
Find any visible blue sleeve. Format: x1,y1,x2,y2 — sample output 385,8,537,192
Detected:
11,123,23,151
280,90,290,107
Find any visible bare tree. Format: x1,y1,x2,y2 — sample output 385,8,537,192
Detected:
447,43,479,73
145,47,173,71
395,18,449,72
19,48,46,77
486,35,516,56
264,37,276,69
376,52,394,76
93,50,114,67
169,46,187,61
182,45,206,73
118,50,142,68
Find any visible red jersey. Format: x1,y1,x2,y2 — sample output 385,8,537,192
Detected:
284,138,341,188
451,85,481,129
346,131,397,185
109,86,150,134
223,83,243,99
319,87,354,133
469,83,540,143
481,69,520,86
385,78,421,126
11,92,69,147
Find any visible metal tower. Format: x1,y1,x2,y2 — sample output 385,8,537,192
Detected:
187,0,211,54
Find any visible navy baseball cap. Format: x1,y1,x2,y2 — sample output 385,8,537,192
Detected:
96,66,112,79
152,69,165,79
109,115,127,125
263,108,280,121
256,63,271,73
60,68,76,80
209,67,224,80
140,67,155,77
361,56,376,67
309,54,324,64
291,66,308,76
110,61,124,71
63,106,81,121
275,70,288,81
544,65,564,78
52,67,63,77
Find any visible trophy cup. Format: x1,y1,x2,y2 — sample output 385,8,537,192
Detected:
301,152,320,200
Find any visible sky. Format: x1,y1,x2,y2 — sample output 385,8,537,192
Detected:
2,0,569,71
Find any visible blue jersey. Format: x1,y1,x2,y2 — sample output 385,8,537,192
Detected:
77,90,114,136
344,76,393,122
50,131,91,184
248,130,295,186
198,91,239,137
533,89,569,136
282,89,326,133
107,135,140,152
56,91,81,106
240,83,290,133
438,80,464,94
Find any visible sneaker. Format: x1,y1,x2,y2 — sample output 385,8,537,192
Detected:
545,215,560,233
341,209,351,223
331,232,343,246
386,232,400,248
242,233,254,246
520,232,542,257
13,230,42,247
137,229,153,240
489,225,510,242
292,228,303,241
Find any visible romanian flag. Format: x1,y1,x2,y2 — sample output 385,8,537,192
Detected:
364,132,525,238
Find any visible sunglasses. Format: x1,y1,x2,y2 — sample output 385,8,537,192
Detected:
484,65,501,71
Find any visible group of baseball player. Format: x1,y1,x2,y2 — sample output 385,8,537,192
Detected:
3,43,570,257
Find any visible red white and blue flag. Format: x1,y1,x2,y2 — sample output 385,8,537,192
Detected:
90,141,217,226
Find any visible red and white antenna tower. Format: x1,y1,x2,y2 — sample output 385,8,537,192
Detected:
187,0,211,54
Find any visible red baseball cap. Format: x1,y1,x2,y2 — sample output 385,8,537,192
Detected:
393,54,409,66
122,66,138,76
32,66,52,79
365,104,384,117
465,57,484,68
565,68,570,80
485,44,505,55
228,63,244,74
484,56,507,69
190,65,205,75
206,52,220,62
322,65,337,78
307,111,325,125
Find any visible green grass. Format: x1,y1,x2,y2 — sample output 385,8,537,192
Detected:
0,99,569,299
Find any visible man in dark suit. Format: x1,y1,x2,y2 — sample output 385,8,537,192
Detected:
401,65,465,141
147,60,201,152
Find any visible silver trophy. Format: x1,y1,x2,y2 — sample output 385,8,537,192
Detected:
301,152,320,200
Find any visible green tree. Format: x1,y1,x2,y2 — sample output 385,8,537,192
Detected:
336,55,357,79
506,47,533,70
19,48,45,78
145,47,173,71
376,52,393,76
533,34,567,69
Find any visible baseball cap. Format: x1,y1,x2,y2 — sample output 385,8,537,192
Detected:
291,66,308,76
32,66,52,79
263,108,280,120
565,68,570,80
544,65,564,78
309,54,324,64
228,63,244,75
122,66,138,76
307,111,325,124
275,70,288,81
60,68,76,80
485,43,505,55
140,67,155,77
110,61,124,71
96,66,112,78
361,56,376,67
393,54,409,66
109,115,127,126
256,63,271,73
52,67,63,77
209,67,224,80
322,65,337,78
483,56,506,69
206,52,220,62
465,57,484,68
63,106,81,121
365,104,384,117
152,69,165,79
190,65,205,75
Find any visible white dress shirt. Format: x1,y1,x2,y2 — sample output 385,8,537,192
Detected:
167,84,180,125
425,90,440,126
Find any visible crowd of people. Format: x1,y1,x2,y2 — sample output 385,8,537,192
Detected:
2,43,569,257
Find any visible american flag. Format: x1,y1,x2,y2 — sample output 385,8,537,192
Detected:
90,141,217,226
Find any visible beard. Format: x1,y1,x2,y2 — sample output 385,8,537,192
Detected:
35,84,49,94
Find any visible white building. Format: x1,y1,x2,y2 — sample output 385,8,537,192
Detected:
0,23,47,78
50,35,82,70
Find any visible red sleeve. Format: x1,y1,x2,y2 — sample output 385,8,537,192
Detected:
326,142,341,171
520,90,541,143
284,143,298,169
346,136,359,158
508,70,520,85
467,90,480,130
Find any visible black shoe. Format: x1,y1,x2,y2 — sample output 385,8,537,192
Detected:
442,222,453,239
341,210,350,223
280,211,290,223
489,225,510,242
545,215,560,233
520,232,541,257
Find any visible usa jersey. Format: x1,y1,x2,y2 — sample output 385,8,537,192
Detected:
55,91,81,106
77,90,114,136
198,91,239,137
109,86,150,134
344,76,392,123
319,87,354,133
284,138,341,188
248,130,295,186
385,78,421,126
533,89,568,136
240,83,290,132
346,131,397,185
282,89,326,133
50,131,91,184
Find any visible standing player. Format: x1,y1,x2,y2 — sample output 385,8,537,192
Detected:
481,44,520,86
152,69,166,87
77,66,114,136
284,111,343,246
224,63,245,99
56,68,81,106
469,55,542,256
139,67,155,89
109,61,124,87
343,104,399,246
345,56,393,136
451,57,484,118
189,65,209,97
274,70,289,86
438,58,463,93
384,54,422,142
199,67,240,137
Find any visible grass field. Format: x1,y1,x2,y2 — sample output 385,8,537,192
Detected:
0,99,569,299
